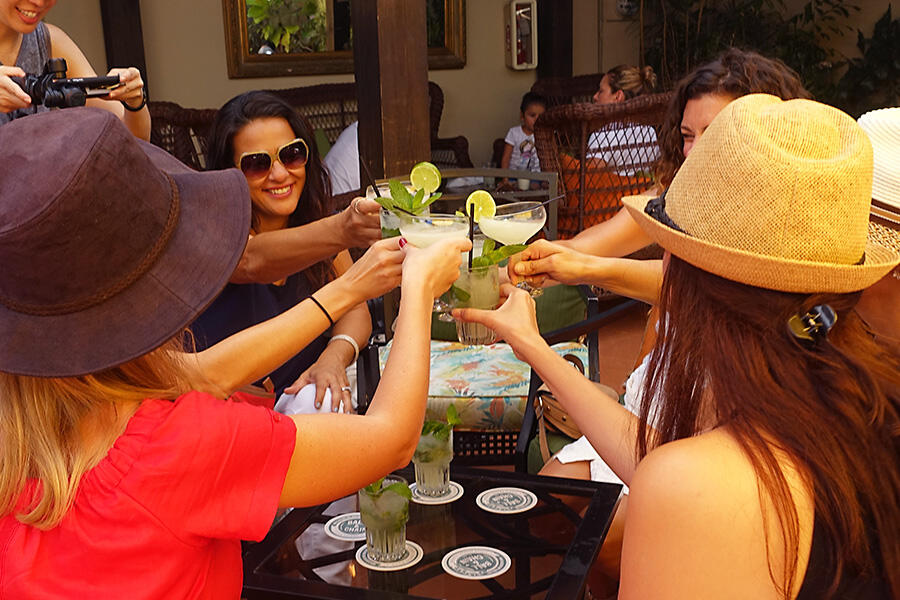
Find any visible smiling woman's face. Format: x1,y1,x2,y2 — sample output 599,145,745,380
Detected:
0,0,56,34
232,116,307,233
680,94,734,158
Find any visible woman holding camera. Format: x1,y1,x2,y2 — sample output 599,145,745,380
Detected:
0,0,149,138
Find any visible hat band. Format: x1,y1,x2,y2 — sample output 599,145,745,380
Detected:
0,175,181,316
644,191,685,233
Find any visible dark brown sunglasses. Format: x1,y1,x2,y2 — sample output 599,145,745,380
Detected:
238,138,309,178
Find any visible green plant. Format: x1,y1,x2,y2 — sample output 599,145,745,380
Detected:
639,0,858,103
831,5,900,117
420,405,462,441
246,0,327,54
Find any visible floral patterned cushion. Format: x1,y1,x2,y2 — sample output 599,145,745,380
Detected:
378,340,588,432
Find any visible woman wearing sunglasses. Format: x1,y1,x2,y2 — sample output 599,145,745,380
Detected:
194,91,372,410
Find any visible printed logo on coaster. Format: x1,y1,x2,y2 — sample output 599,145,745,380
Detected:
355,541,424,572
441,545,512,580
409,481,464,505
323,512,366,542
475,487,538,514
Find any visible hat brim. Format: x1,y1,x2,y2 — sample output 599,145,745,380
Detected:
622,193,900,294
0,142,251,376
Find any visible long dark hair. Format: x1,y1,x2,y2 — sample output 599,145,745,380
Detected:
205,90,334,288
655,48,811,186
640,256,900,598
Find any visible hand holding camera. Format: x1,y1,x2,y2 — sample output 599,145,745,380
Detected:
2,58,129,114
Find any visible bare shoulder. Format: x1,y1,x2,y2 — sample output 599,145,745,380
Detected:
45,23,96,77
619,430,777,599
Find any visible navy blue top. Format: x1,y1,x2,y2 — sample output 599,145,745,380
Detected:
190,272,329,396
795,515,891,600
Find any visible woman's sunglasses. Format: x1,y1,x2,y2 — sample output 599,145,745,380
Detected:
238,138,309,179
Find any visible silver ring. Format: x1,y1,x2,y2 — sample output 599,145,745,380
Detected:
352,198,364,215
341,386,352,393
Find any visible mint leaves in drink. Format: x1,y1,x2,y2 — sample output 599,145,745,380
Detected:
363,477,412,501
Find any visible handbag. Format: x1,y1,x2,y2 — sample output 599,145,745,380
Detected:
533,354,618,463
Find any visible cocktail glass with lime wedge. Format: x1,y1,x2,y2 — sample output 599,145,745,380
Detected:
478,201,547,297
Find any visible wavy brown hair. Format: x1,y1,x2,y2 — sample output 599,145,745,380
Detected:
605,64,658,100
206,91,335,289
0,336,208,529
639,256,900,598
655,48,811,186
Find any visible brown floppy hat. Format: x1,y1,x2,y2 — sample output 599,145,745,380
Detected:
0,108,251,376
623,94,900,293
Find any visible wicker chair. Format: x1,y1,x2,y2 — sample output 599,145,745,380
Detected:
148,81,472,172
531,73,606,107
533,92,672,239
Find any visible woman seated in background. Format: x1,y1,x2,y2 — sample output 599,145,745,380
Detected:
457,94,900,599
0,0,149,138
587,63,659,175
0,107,472,598
193,91,375,409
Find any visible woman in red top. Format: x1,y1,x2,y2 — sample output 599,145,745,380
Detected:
0,107,470,598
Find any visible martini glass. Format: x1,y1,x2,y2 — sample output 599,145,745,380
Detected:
398,213,470,321
477,201,547,296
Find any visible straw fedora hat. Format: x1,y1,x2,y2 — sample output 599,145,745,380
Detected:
622,94,900,293
0,108,250,377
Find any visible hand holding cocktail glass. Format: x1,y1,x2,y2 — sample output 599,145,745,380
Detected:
452,283,542,359
508,239,592,289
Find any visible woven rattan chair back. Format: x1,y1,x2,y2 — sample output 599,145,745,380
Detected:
534,92,672,238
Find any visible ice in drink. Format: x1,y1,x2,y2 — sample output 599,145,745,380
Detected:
358,476,410,562
452,263,499,345
413,429,453,497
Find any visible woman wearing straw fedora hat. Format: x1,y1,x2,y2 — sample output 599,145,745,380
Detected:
0,107,471,597
456,95,900,598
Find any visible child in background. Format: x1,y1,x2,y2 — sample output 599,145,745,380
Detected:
499,91,547,189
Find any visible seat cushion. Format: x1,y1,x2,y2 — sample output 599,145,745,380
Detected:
378,340,587,432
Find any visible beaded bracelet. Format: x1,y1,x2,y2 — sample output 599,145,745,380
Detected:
328,334,360,363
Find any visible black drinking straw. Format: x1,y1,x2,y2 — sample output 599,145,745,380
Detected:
359,156,382,198
468,213,474,269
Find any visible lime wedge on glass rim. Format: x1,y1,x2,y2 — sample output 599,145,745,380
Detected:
465,190,496,223
409,161,442,195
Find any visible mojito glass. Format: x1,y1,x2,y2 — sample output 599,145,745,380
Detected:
412,428,453,497
357,476,410,562
366,182,415,239
452,263,500,345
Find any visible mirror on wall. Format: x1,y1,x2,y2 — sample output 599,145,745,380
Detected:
222,0,466,77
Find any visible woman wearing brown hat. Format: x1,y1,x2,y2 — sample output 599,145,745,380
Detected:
0,107,471,597
456,95,900,598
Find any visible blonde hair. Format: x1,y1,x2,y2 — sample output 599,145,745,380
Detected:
606,64,658,100
0,335,209,529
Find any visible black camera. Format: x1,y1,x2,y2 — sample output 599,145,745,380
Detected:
14,58,121,109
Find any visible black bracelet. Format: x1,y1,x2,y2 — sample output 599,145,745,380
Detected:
121,87,147,112
308,295,334,327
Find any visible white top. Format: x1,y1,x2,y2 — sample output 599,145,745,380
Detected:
587,123,659,177
323,121,360,195
505,125,540,172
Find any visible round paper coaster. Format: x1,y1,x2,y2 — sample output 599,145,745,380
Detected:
475,487,538,514
409,481,464,505
323,512,367,542
441,545,512,580
355,540,424,572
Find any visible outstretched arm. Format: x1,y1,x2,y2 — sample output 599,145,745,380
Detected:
231,198,381,284
513,239,663,305
453,284,651,484
557,207,653,258
278,237,472,507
